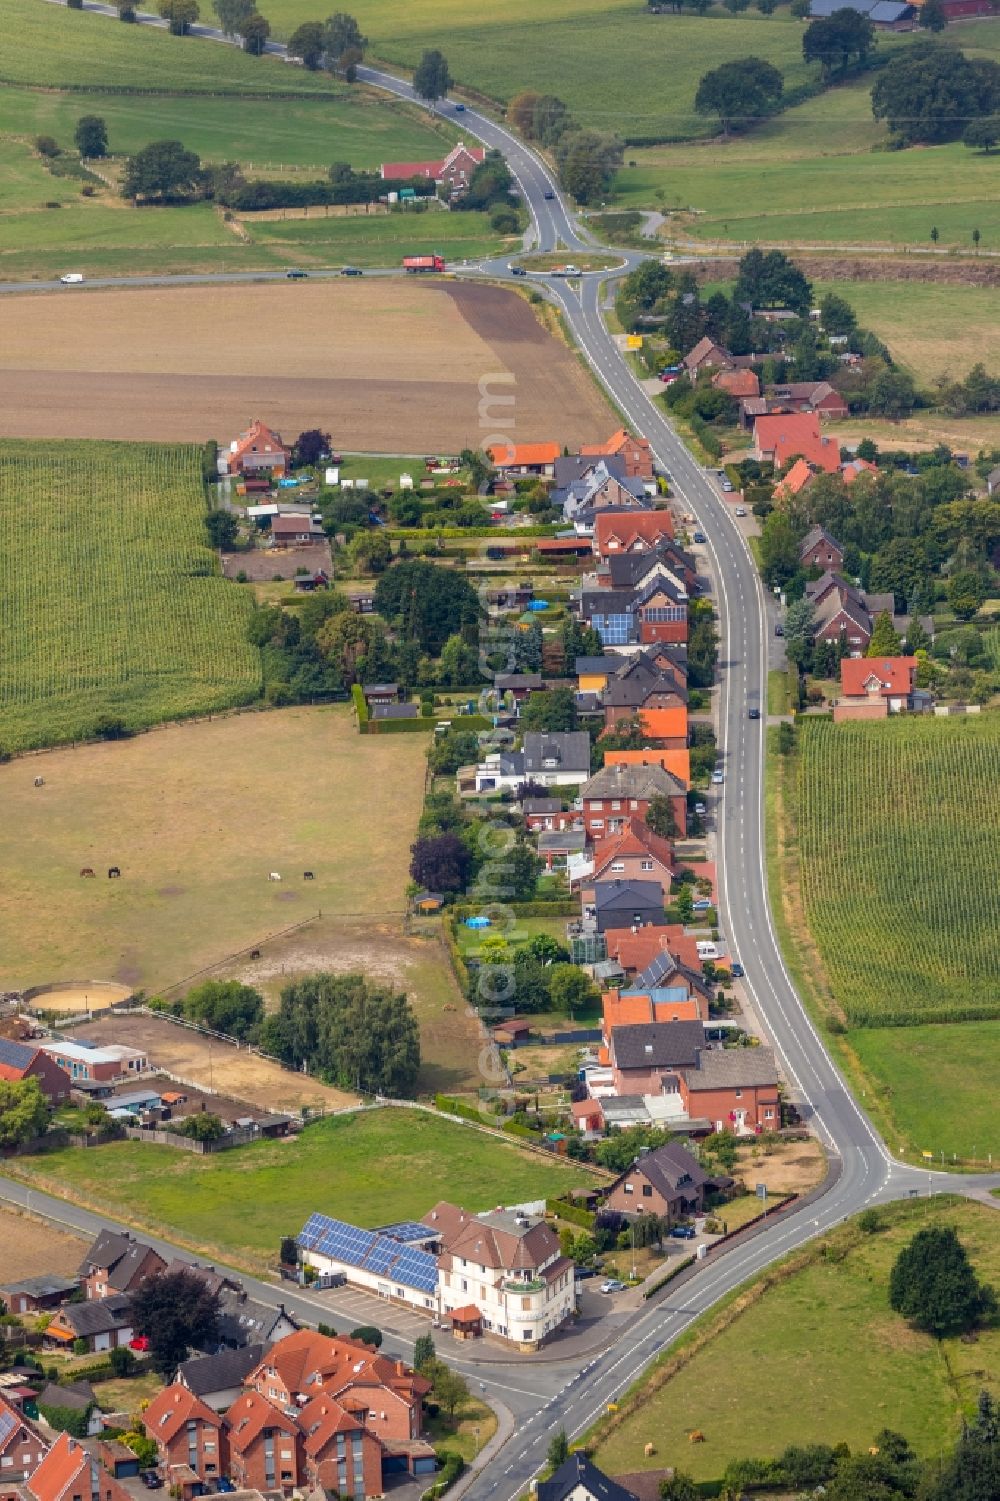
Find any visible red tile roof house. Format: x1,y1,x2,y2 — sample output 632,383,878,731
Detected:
711,367,760,400
0,1392,48,1484
593,509,675,558
765,380,849,420
580,429,656,483
143,1385,228,1485
78,1229,166,1301
799,525,845,573
0,1039,71,1102
604,922,704,977
224,419,290,478
834,656,920,722
753,413,841,474
25,1432,133,1501
588,820,675,902
297,1391,384,1498
380,143,485,193
225,1390,302,1496
581,761,687,840
487,441,560,478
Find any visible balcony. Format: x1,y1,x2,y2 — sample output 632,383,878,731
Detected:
502,1277,546,1294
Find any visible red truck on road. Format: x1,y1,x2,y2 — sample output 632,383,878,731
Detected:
403,254,446,273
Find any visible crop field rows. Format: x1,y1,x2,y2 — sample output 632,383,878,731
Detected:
796,715,1000,1026
0,440,260,750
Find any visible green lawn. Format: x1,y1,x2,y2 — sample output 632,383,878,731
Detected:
615,65,1000,246
0,86,455,172
10,1108,596,1270
593,1198,1000,1484
246,208,508,266
850,1023,1000,1162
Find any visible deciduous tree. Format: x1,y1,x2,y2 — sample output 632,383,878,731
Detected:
0,1078,49,1148
122,140,201,200
694,57,783,136
74,116,108,158
323,11,367,68
410,833,473,893
158,0,199,35
131,1268,221,1375
241,12,270,54
288,20,325,65
183,980,263,1040
889,1226,996,1337
413,48,452,100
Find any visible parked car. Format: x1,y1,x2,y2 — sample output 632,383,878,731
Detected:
575,1266,598,1280
748,707,760,719
775,623,785,637
693,530,706,544
692,897,712,912
712,769,724,784
286,268,308,279
214,1481,235,1493
140,1474,163,1490
669,1225,696,1240
341,266,363,276
694,801,706,815
508,264,526,277
735,505,747,516
600,1279,625,1294
721,479,733,493
731,962,745,978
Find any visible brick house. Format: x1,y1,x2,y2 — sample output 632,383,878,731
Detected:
39,1040,147,1083
765,381,849,420
0,1039,71,1103
0,1275,78,1316
0,1393,48,1483
604,1139,722,1221
598,542,698,598
711,367,760,399
581,762,687,839
225,1391,302,1496
683,337,734,378
521,797,577,832
297,1393,383,1499
677,1047,780,1134
609,1020,706,1095
270,514,326,546
633,575,689,646
603,923,704,977
593,512,675,559
799,525,844,573
380,143,485,192
487,441,560,478
224,419,290,478
45,1294,134,1353
142,1385,227,1484
25,1433,133,1501
833,656,921,721
602,952,713,1040
78,1230,166,1301
580,429,656,483
589,821,675,901
175,1346,268,1413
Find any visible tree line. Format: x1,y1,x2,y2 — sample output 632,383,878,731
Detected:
508,90,623,205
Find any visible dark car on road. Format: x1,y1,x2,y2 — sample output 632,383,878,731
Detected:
341,266,363,276
286,268,308,278
775,623,785,636
543,189,555,200
748,707,760,719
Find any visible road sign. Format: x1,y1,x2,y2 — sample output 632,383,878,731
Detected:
625,334,643,349
756,1183,767,1200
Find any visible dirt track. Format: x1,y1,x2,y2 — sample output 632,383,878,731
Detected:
0,279,612,449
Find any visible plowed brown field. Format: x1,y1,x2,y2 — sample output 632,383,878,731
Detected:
0,279,611,449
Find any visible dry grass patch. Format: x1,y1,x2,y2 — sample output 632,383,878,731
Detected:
0,1206,87,1280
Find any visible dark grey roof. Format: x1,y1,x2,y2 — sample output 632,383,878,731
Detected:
799,524,843,556
687,1046,779,1089
522,732,591,777
496,673,543,690
583,762,686,800
537,830,587,854
553,454,627,489
619,1139,712,1200
0,1275,79,1299
214,1290,298,1349
176,1344,267,1397
602,665,686,709
36,1380,96,1412
605,543,694,591
521,797,563,813
634,951,711,998
575,657,623,674
593,879,666,914
537,1453,639,1501
370,702,418,719
578,589,639,619
611,1021,706,1070
78,1229,163,1290
0,1038,37,1070
59,1294,133,1337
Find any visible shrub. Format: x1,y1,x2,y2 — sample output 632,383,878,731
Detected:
36,136,61,158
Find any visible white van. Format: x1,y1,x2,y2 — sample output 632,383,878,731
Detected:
59,273,84,284
696,940,719,961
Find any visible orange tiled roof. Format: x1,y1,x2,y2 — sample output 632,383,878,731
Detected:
604,924,703,975
225,1391,298,1454
840,656,917,697
754,413,840,474
773,457,814,500
487,442,560,467
594,510,675,554
144,1384,221,1446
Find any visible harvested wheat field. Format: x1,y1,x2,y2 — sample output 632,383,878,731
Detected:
0,1206,87,1280
77,1012,360,1114
0,279,612,449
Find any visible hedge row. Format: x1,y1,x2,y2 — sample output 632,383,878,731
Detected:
643,1253,696,1299
441,920,470,992
366,716,436,735
226,175,436,211
450,899,577,919
434,1094,499,1125
351,683,368,726
546,1197,595,1229
381,525,560,541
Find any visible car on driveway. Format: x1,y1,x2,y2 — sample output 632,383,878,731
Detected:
214,1481,235,1493
600,1279,625,1294
692,897,712,912
669,1225,696,1240
140,1474,163,1490
748,707,760,719
735,505,747,516
775,623,785,636
721,479,733,492
712,769,724,784
694,801,706,815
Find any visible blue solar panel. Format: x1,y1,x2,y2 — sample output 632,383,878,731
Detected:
377,1221,434,1244
362,1240,401,1276
298,1212,438,1292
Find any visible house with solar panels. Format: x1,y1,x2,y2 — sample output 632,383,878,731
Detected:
298,1205,576,1351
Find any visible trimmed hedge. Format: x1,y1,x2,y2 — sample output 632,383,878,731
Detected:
643,1253,695,1299
434,1094,500,1125
351,683,369,726
547,1197,595,1229
367,716,436,735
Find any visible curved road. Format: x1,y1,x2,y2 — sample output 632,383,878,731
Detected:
12,8,1000,1493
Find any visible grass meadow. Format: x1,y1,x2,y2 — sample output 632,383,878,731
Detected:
592,1198,1000,1484
796,715,1000,1028
813,281,1000,384
0,440,259,752
9,1108,595,1269
244,208,510,266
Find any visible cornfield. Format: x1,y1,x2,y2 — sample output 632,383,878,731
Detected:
796,714,1000,1026
0,440,260,752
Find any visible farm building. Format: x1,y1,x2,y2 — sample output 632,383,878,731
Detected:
225,419,291,478
38,1039,147,1083
380,143,485,193
0,1039,71,1102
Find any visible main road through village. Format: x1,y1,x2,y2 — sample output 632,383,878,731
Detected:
5,10,1000,1496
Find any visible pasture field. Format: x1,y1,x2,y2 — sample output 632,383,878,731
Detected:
592,1198,1000,1484
9,1108,596,1271
796,715,1000,1027
0,440,259,753
616,80,1000,248
0,1206,87,1280
0,280,613,450
812,281,1000,384
0,86,453,172
241,207,510,268
0,708,425,993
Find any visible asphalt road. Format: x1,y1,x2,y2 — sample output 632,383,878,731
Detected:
11,10,1000,1492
